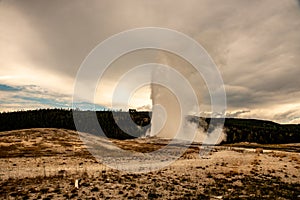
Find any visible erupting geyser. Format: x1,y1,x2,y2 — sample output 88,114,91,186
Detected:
147,54,226,144
148,59,200,142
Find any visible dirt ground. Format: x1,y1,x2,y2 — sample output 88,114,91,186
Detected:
0,128,299,199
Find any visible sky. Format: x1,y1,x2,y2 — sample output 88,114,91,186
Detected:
0,0,300,124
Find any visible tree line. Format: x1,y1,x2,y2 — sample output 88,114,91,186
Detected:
0,109,150,139
0,109,299,143
201,117,300,144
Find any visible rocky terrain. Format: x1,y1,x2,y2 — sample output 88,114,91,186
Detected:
0,128,299,199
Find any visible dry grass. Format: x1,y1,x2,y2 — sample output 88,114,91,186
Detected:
272,152,288,158
0,128,299,199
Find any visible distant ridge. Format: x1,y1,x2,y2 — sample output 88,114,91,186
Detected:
207,117,299,144
0,109,150,140
0,109,299,144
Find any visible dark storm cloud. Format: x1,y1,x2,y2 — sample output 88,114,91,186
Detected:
5,0,168,78
1,0,300,123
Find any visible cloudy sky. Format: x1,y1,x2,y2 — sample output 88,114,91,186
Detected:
0,0,300,124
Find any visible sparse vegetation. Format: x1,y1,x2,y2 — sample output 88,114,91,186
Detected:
0,127,299,199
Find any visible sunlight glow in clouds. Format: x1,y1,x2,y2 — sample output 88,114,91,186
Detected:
0,0,300,124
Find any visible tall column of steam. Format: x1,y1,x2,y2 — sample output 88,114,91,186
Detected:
149,66,181,138
148,53,226,144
